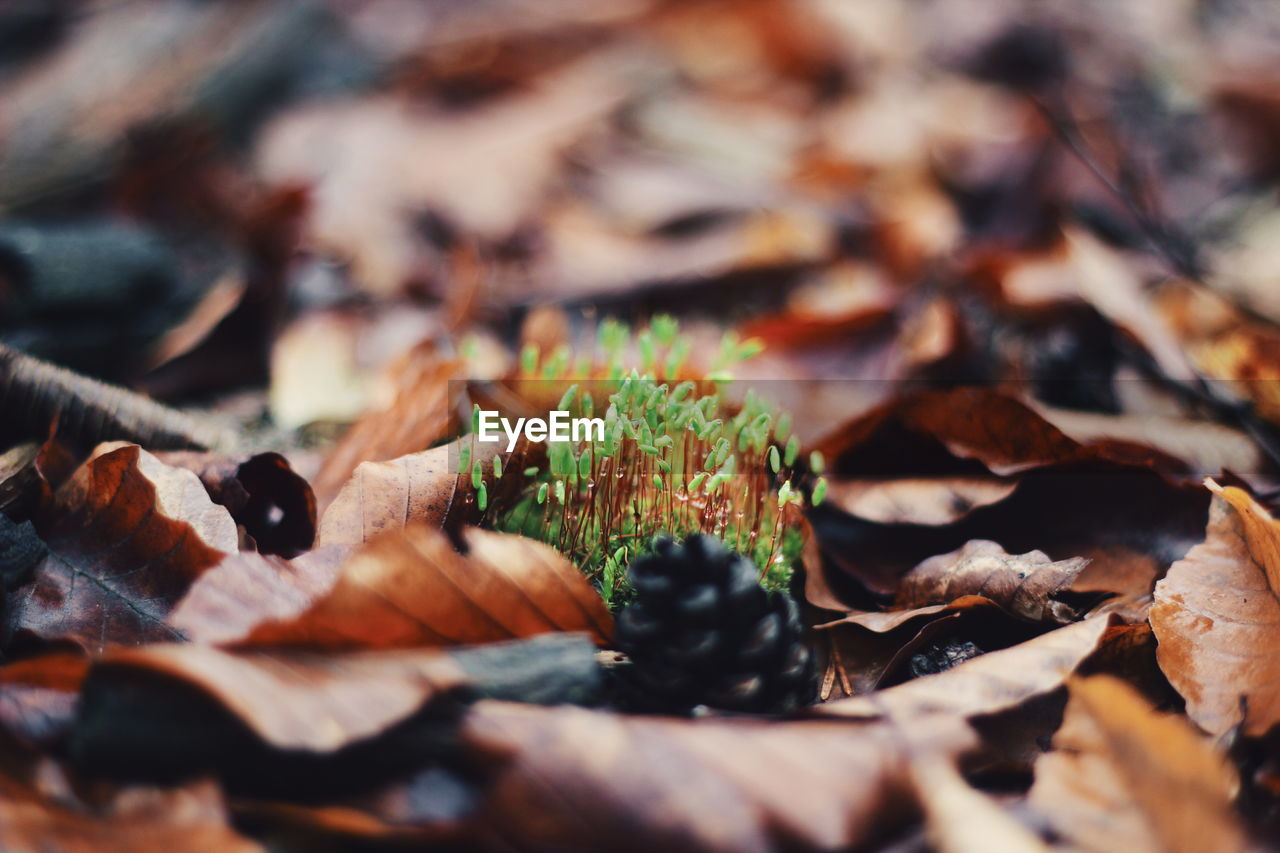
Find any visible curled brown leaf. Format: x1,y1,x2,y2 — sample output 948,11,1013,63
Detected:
1028,675,1249,853
7,443,238,652
238,525,612,649
1151,480,1280,736
898,539,1089,623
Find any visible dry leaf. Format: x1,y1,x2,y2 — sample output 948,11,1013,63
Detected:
7,443,238,652
79,643,469,753
817,596,1015,697
156,450,316,556
911,756,1053,853
898,539,1090,623
812,388,1084,478
0,651,87,748
70,634,602,795
235,525,612,649
167,547,349,646
317,439,532,547
0,775,261,853
820,615,1117,721
824,477,1018,525
459,698,976,853
317,444,467,547
1151,479,1280,736
311,343,463,504
1028,675,1250,853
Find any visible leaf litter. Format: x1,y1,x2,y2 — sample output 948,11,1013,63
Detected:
2,0,1280,849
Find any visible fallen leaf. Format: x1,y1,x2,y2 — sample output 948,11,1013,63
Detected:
898,539,1090,623
70,635,602,794
817,596,1029,697
819,615,1117,721
808,463,1207,600
312,343,463,505
458,698,976,853
1151,479,1280,736
77,643,468,753
237,525,612,649
317,438,534,547
824,477,1018,526
258,53,636,295
812,388,1084,478
0,774,262,853
0,443,41,518
1027,675,1249,853
910,755,1053,853
0,651,87,748
167,547,349,646
7,443,238,652
157,450,316,557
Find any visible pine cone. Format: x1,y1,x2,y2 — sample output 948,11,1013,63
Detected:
613,534,816,715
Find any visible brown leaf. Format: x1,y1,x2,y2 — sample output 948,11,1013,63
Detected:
819,615,1117,721
70,634,602,794
808,463,1208,601
1151,480,1280,736
157,450,316,557
0,443,41,518
1154,281,1280,425
229,525,612,649
316,438,532,547
817,597,1016,698
167,548,349,646
812,388,1084,478
898,540,1089,623
910,756,1053,853
0,651,87,748
825,476,1018,525
311,343,463,505
457,699,976,853
1027,675,1249,853
7,443,238,652
1031,403,1264,484
81,643,469,753
0,774,261,853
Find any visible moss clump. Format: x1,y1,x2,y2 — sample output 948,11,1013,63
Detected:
474,316,826,607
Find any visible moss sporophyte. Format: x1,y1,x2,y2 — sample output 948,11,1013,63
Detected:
459,317,828,608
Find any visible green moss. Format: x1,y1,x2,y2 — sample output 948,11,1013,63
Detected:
481,317,825,607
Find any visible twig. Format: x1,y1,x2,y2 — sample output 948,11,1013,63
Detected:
0,343,235,452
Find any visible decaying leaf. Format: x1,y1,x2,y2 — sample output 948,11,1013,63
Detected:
77,642,470,753
898,539,1090,623
167,547,349,646
1028,675,1249,853
812,388,1085,478
458,698,976,853
0,774,261,853
1151,480,1280,736
311,343,463,504
0,651,87,748
157,450,316,556
235,525,612,649
70,634,602,792
316,435,540,546
7,443,238,652
816,596,1012,698
824,477,1019,526
820,615,1117,721
317,441,480,547
910,755,1053,853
